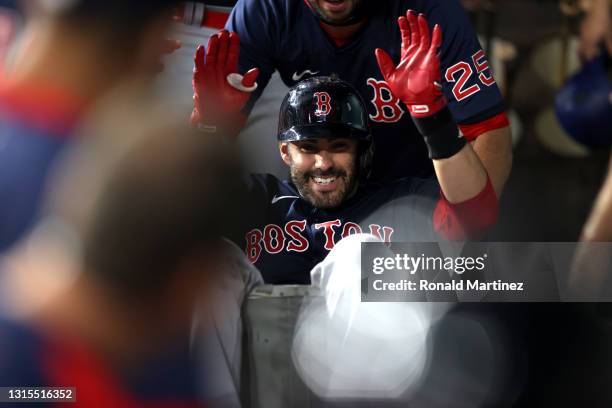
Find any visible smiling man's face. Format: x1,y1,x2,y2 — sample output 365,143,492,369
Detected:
280,138,359,209
305,0,364,25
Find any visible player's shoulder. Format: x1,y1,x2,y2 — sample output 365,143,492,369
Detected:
372,175,440,199
0,0,18,11
389,0,468,24
248,173,297,198
0,113,65,143
231,0,295,21
0,110,69,184
0,82,81,139
403,176,440,197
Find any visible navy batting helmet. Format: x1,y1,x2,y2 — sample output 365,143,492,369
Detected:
554,55,612,148
277,76,373,179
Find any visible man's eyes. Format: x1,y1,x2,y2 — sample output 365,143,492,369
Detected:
297,142,350,152
330,143,350,151
299,144,318,153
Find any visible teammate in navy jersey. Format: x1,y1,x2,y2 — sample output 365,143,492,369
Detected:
0,0,182,252
192,14,498,284
208,0,512,193
0,107,245,407
0,320,203,408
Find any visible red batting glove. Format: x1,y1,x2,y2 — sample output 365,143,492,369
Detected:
191,30,259,136
375,11,445,118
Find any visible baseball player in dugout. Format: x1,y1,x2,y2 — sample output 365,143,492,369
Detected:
191,12,499,284
221,0,512,194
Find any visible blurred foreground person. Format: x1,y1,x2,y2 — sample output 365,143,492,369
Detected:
0,0,21,67
0,102,246,407
0,0,181,251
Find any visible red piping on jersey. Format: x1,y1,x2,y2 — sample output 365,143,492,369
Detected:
201,9,230,29
458,112,509,142
0,80,85,136
433,176,498,240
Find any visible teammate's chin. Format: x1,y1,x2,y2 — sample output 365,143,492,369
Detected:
306,0,363,25
291,165,357,209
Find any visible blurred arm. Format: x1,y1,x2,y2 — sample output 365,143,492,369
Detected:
471,125,513,197
581,156,612,241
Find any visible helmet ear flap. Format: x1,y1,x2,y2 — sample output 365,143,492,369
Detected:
358,139,374,183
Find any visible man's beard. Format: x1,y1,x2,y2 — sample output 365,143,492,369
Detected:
290,159,358,209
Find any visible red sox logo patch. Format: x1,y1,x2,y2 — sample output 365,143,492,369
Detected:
366,78,405,123
313,91,332,117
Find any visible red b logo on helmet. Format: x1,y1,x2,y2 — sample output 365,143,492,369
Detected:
313,92,332,117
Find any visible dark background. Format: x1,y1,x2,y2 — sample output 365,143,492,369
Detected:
446,2,612,406
469,0,611,241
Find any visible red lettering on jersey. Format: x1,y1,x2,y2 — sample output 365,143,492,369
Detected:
315,219,342,250
445,61,480,102
245,229,263,263
263,224,285,254
313,91,332,116
472,50,496,87
368,224,394,243
285,220,309,252
366,78,405,123
342,222,363,238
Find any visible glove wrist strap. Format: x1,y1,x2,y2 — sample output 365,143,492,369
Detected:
407,97,447,118
412,106,466,160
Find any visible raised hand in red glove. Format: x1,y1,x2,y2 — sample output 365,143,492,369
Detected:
191,30,259,136
375,11,445,118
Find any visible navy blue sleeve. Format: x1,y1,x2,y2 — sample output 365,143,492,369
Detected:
0,0,17,10
245,173,275,207
226,173,280,246
225,0,281,114
424,0,505,123
0,321,46,388
0,123,65,252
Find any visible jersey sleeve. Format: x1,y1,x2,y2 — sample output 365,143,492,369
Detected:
225,173,281,248
0,321,47,389
0,125,60,252
225,0,280,114
426,0,506,125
